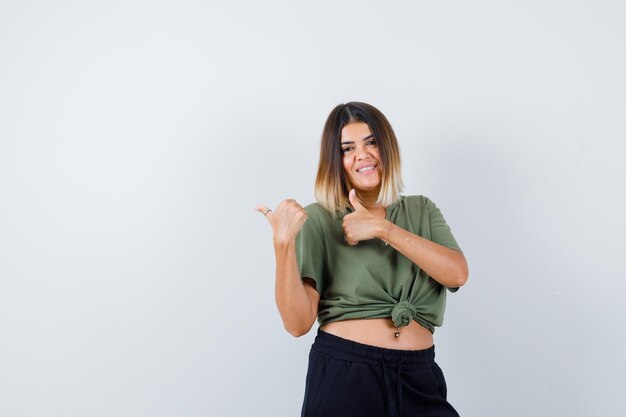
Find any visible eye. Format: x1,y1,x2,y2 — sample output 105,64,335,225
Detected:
367,139,377,145
341,147,353,154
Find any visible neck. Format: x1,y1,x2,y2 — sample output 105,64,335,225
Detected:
355,189,381,208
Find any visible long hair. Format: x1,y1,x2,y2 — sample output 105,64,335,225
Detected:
314,102,404,217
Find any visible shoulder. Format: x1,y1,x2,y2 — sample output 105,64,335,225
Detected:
400,195,434,208
298,203,335,242
397,195,443,218
303,202,334,225
304,202,328,216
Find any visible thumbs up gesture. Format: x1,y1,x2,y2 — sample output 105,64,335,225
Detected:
342,189,387,246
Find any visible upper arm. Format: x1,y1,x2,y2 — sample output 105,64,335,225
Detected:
422,196,467,290
424,196,462,252
302,277,320,322
295,207,327,293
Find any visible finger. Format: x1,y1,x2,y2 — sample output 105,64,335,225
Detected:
349,189,367,212
254,204,273,221
343,233,358,246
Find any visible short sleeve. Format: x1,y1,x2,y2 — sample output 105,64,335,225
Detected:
295,210,326,294
425,197,463,292
426,197,462,252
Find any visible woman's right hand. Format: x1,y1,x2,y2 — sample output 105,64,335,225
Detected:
256,199,308,245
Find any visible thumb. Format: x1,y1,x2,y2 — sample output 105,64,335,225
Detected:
349,189,367,212
255,204,273,222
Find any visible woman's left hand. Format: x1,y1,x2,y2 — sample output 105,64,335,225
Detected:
342,189,388,246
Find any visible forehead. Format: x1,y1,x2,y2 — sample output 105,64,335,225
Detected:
340,122,372,142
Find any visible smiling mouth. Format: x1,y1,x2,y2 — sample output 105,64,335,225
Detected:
356,165,377,173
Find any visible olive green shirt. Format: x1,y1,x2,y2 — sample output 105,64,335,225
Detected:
295,195,462,333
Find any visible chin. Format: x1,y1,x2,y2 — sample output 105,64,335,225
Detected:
351,182,381,192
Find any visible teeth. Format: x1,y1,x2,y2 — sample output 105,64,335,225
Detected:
358,166,375,172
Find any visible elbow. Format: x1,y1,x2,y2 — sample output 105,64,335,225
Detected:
449,253,469,288
287,328,308,338
454,273,468,288
455,261,469,287
433,259,469,289
284,318,315,338
285,324,312,338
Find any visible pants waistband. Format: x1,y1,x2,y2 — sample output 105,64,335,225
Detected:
313,329,435,369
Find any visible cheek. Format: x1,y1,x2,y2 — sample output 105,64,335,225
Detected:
342,158,352,175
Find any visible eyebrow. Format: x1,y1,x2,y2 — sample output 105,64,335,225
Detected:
341,134,375,145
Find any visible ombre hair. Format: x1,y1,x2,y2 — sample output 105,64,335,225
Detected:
314,102,405,217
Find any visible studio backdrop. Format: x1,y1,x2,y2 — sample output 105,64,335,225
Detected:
0,1,624,416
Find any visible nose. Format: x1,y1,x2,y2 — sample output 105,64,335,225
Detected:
355,145,371,160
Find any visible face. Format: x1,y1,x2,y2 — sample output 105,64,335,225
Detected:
340,122,382,194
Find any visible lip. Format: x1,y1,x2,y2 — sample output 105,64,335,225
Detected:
355,164,377,173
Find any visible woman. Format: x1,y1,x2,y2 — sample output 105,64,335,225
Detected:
256,102,468,417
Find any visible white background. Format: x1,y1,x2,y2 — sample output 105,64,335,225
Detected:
1,1,625,416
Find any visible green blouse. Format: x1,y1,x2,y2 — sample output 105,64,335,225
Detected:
295,195,462,333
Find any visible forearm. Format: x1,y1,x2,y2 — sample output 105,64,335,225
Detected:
273,240,316,336
377,220,468,288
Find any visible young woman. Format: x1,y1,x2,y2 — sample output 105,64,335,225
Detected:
256,102,468,417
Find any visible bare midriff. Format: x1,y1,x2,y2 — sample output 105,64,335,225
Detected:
319,317,434,350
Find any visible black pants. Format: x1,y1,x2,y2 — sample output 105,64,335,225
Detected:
301,329,460,417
